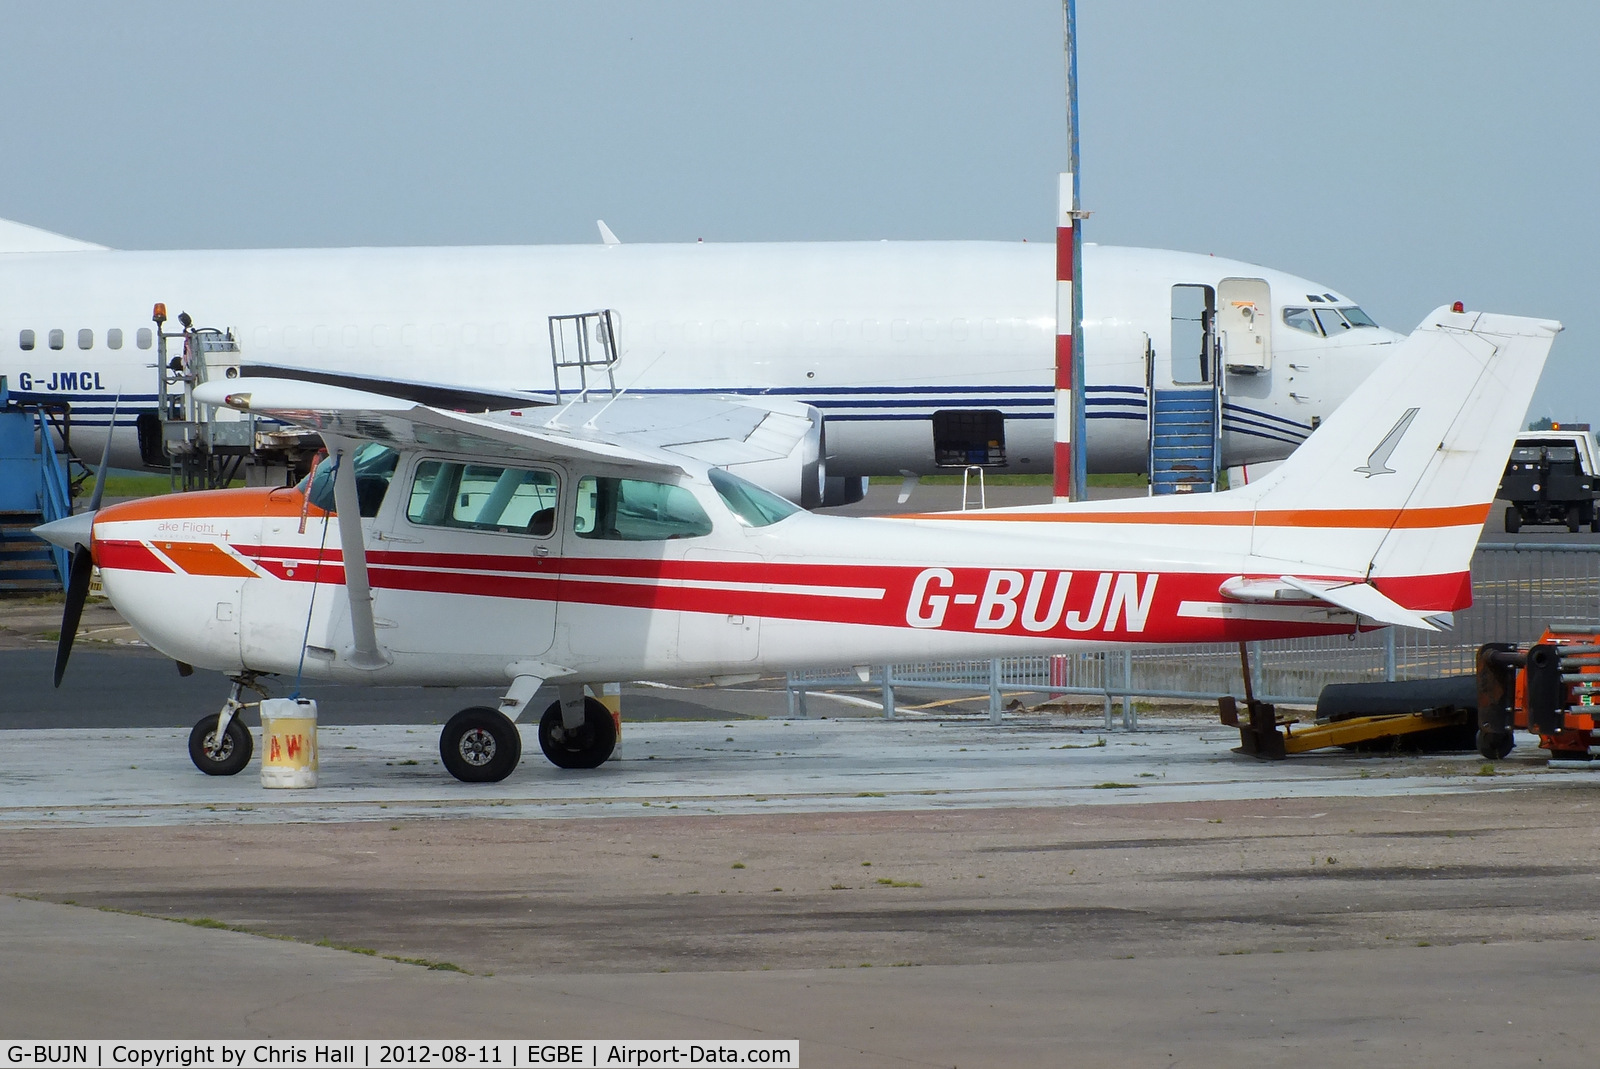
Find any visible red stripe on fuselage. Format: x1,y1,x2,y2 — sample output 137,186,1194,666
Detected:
97,538,1474,645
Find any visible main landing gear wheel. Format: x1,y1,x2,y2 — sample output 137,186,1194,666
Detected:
439,707,523,783
538,697,617,770
189,714,253,776
1477,729,1516,760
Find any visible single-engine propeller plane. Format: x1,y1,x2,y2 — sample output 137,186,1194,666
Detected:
37,306,1560,782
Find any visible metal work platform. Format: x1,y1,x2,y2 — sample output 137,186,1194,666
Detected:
149,307,321,490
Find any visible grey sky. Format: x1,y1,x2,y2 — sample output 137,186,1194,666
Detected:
3,0,1593,421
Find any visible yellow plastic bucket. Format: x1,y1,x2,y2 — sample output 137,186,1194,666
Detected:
259,698,319,788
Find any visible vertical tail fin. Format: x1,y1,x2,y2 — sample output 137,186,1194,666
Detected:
1240,307,1561,591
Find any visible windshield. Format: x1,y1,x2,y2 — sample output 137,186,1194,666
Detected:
709,467,801,527
1339,305,1379,328
299,443,399,517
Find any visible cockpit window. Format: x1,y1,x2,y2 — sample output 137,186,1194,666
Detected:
1340,305,1379,328
1282,307,1319,335
1313,307,1352,334
300,443,399,518
709,467,800,527
574,476,713,540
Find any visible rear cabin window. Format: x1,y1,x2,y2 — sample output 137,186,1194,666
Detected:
407,460,560,535
574,476,712,540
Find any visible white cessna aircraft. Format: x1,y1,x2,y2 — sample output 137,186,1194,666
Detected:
38,305,1559,781
0,217,1399,502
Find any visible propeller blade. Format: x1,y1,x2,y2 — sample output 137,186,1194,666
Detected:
54,544,94,688
85,396,120,513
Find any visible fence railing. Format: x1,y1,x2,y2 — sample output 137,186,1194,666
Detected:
784,543,1600,726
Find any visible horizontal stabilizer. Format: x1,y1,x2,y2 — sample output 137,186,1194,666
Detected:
1220,575,1440,631
1283,576,1439,631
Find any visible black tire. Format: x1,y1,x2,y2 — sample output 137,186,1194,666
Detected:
1568,505,1582,533
189,714,253,776
1477,729,1515,760
1590,509,1599,534
439,707,522,782
1504,506,1521,534
538,697,618,770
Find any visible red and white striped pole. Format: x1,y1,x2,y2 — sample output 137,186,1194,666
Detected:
1053,171,1077,502
1054,0,1085,502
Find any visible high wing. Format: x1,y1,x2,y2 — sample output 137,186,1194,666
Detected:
192,378,823,485
237,362,559,413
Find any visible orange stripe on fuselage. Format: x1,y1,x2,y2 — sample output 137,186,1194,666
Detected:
151,541,259,578
895,503,1491,530
98,486,323,523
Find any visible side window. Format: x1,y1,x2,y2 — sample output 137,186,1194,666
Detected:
18,329,34,351
407,459,559,535
78,328,93,350
574,476,713,541
1282,307,1320,335
136,328,153,350
48,329,64,350
107,328,123,350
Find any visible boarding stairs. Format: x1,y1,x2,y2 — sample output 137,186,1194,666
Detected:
1147,386,1221,495
0,387,71,592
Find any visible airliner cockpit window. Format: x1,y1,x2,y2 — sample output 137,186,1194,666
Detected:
301,443,400,518
1282,307,1318,335
1340,306,1379,328
1313,307,1352,334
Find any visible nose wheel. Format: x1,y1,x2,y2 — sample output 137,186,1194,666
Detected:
439,707,523,782
538,697,617,769
188,713,254,776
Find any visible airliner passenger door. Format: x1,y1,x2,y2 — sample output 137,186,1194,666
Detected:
1217,278,1272,373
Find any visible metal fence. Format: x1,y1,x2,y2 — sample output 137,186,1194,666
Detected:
784,543,1600,725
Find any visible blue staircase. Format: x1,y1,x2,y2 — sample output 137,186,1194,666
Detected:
0,385,71,592
1148,387,1220,495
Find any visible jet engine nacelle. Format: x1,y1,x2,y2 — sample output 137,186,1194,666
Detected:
559,394,827,509
709,397,827,509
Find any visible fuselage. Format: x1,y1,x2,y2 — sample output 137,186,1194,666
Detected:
90,454,1465,688
0,239,1401,477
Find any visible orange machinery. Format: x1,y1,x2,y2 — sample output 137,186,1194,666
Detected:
1478,625,1600,761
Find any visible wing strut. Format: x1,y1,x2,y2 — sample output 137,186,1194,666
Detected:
325,435,390,670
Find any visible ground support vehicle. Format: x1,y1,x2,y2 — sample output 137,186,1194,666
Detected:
1477,625,1600,762
1498,430,1600,533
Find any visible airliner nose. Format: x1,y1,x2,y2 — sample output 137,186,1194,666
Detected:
34,510,95,552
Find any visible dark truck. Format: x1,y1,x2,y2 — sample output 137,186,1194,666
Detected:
1498,427,1600,533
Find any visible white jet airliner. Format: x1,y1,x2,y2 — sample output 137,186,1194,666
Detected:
0,216,1399,504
